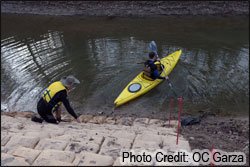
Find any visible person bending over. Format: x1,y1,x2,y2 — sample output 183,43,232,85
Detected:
31,75,81,124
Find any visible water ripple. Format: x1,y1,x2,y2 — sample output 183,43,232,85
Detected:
1,30,71,111
1,16,249,115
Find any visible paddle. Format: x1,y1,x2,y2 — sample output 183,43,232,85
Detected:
148,41,178,97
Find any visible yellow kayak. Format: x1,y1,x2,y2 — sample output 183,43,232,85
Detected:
114,50,182,107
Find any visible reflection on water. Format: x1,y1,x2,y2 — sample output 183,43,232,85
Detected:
1,30,71,111
1,14,249,117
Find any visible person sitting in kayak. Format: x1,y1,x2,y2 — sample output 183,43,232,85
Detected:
31,75,81,124
143,52,168,80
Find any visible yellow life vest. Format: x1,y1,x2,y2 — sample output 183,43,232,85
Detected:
154,61,162,71
42,81,66,111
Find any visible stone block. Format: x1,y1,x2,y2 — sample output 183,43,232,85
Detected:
34,149,75,164
23,123,43,130
66,124,82,130
24,131,50,139
116,117,134,126
63,129,89,140
89,116,107,124
135,133,162,143
111,130,136,140
46,129,65,137
61,114,74,122
1,135,11,146
1,131,7,137
133,118,149,126
148,119,165,127
12,111,33,118
65,141,100,153
69,132,104,145
133,140,160,151
1,123,11,131
99,123,122,131
157,129,177,136
5,135,40,149
1,153,29,166
102,137,132,149
105,117,116,124
76,152,114,166
83,134,104,145
5,124,25,133
1,146,8,153
11,146,41,164
78,114,93,123
113,157,123,166
72,154,83,165
35,138,68,151
99,137,133,158
86,129,112,137
162,141,191,152
162,135,191,152
163,120,179,127
100,147,123,159
52,134,72,141
32,159,74,166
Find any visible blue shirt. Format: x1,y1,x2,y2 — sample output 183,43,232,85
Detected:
145,60,165,80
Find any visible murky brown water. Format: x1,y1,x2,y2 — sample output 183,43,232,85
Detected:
1,14,249,118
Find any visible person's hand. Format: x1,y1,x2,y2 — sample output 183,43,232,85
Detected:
56,117,62,122
165,76,169,80
76,117,81,123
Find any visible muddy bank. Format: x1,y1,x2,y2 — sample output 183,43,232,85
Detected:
1,1,249,17
181,114,249,165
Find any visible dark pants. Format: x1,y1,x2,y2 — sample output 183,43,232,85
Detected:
37,98,58,124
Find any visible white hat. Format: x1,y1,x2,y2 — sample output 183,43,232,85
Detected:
60,75,80,87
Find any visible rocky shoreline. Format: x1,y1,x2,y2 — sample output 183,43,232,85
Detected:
1,1,249,17
1,111,189,166
1,111,249,165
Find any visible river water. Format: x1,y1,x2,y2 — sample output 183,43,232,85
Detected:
1,14,249,118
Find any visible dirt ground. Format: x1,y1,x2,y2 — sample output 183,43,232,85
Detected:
181,114,249,165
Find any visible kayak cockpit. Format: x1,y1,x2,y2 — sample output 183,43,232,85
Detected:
141,64,165,81
141,73,155,81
